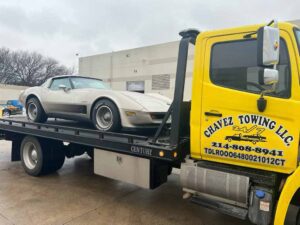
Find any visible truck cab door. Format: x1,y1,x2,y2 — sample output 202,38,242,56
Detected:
198,30,300,174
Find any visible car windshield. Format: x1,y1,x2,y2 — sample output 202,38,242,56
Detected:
295,28,300,54
71,77,110,89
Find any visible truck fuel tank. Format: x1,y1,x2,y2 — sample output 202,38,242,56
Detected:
180,159,250,206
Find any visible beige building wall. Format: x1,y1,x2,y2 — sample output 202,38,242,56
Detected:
0,84,27,103
79,41,195,100
290,20,300,27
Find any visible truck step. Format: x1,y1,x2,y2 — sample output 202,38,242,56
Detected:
191,196,248,220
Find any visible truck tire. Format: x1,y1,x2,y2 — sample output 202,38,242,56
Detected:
20,136,65,176
86,149,94,160
92,99,121,132
285,204,300,225
26,97,47,123
297,207,300,225
50,142,65,171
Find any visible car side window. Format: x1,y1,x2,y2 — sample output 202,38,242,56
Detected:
210,39,291,98
50,78,72,90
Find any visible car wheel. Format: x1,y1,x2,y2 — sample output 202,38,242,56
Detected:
26,97,47,123
2,109,11,117
92,99,121,132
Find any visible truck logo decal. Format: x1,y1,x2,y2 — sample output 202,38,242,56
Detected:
225,125,267,145
204,114,294,146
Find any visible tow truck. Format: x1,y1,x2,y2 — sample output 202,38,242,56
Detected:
0,20,300,225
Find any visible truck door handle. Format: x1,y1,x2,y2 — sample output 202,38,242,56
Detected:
205,112,223,117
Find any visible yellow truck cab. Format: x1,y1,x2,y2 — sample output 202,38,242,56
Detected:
180,21,300,225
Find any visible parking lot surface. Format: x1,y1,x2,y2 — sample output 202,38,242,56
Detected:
0,140,258,225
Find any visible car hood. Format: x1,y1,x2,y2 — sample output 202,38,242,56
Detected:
119,91,170,112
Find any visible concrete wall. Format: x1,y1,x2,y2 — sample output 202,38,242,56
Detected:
290,20,300,27
0,84,27,103
79,41,194,100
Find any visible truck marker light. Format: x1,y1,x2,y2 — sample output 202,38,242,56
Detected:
274,41,279,50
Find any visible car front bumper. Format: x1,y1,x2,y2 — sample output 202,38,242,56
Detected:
120,109,171,128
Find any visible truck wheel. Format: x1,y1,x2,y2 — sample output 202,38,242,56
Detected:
92,99,121,132
26,97,47,123
20,136,65,176
21,136,47,176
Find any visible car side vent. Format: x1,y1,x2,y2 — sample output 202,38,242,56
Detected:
152,74,170,90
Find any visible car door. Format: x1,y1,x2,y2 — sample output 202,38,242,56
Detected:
44,77,86,117
199,30,300,174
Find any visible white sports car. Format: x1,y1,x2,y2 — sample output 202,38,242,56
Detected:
19,75,171,132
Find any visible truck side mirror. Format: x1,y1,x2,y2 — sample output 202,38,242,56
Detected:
256,21,280,113
257,26,280,66
257,68,279,113
259,68,279,86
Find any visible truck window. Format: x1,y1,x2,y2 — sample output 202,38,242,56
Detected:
295,28,300,54
210,39,290,98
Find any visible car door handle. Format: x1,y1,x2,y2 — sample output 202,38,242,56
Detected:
205,111,223,117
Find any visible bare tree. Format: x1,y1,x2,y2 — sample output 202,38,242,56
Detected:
0,48,13,84
0,47,73,86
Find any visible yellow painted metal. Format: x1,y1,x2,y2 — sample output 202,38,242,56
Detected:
274,166,300,225
190,22,300,174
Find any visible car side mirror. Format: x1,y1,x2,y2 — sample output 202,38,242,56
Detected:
257,25,280,66
58,84,69,92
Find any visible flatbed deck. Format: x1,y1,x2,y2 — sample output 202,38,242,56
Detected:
0,117,189,162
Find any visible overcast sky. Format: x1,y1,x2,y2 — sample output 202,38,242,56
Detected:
0,0,298,68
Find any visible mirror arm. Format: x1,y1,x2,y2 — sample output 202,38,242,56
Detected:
260,82,277,98
257,82,277,112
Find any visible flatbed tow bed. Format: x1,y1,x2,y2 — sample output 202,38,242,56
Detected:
0,117,189,162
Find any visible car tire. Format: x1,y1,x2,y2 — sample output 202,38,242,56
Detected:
20,136,65,176
92,99,121,132
2,109,11,117
26,97,47,123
